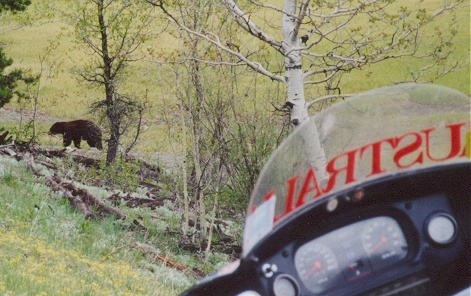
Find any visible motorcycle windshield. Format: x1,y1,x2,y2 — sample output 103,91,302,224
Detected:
243,83,470,256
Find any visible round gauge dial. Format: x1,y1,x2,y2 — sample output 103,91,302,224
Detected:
294,243,340,294
273,274,299,296
362,216,408,269
425,213,457,245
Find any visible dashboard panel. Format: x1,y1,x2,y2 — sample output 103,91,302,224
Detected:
254,192,466,296
247,164,470,296
294,216,408,294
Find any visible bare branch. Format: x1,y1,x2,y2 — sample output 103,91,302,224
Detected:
221,0,284,53
306,93,355,109
147,0,284,83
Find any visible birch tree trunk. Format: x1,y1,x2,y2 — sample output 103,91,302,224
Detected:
282,0,328,181
282,0,309,126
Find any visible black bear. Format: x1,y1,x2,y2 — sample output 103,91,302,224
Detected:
48,119,103,150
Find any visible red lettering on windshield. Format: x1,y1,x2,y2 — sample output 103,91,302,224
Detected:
274,176,299,222
360,138,396,177
423,123,466,161
264,121,469,225
295,168,323,208
323,150,357,193
393,132,423,168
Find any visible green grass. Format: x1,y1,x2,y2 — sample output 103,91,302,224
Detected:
0,155,223,295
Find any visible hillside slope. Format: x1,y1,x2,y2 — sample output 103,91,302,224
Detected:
0,146,234,295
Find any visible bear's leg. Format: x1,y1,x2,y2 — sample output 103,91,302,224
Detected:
73,138,81,149
63,137,72,147
87,140,97,148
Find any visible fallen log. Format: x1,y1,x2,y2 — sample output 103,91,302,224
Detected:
46,174,94,219
21,152,125,220
62,182,125,220
132,241,205,279
107,192,165,209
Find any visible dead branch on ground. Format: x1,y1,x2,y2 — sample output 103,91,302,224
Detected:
133,241,205,279
21,152,125,220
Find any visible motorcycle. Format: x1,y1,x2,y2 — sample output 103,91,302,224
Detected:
181,83,470,296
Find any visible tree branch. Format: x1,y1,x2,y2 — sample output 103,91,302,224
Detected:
306,93,354,109
221,0,284,53
146,0,284,83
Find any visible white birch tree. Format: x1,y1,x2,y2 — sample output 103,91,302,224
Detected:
148,0,465,122
147,0,466,181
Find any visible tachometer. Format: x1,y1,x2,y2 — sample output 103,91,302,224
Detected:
362,216,408,269
294,243,340,294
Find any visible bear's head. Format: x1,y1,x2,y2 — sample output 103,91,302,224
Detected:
48,122,65,135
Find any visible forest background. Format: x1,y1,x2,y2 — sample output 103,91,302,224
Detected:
0,0,469,294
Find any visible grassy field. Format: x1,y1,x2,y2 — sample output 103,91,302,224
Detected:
0,154,194,295
0,150,240,295
0,0,468,154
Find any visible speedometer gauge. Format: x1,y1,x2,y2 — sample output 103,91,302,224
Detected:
294,243,340,294
362,216,408,269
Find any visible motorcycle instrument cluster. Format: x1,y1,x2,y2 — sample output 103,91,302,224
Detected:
294,216,407,294
260,190,467,296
